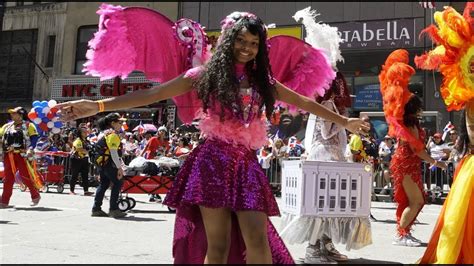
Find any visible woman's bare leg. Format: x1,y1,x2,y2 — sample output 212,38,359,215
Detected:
199,206,232,264
399,175,425,229
235,210,272,264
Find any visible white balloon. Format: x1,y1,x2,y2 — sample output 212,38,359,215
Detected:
48,99,57,108
52,127,60,134
33,118,42,124
42,107,50,114
47,121,54,128
52,116,59,122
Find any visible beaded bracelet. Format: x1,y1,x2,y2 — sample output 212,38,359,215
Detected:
97,100,105,112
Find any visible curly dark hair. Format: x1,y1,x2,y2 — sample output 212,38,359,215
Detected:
195,15,277,120
403,94,423,128
316,72,351,114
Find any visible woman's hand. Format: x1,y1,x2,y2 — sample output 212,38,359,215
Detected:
432,160,448,170
117,168,124,180
57,99,99,121
344,118,371,136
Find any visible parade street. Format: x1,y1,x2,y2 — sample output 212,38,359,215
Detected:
1,185,442,264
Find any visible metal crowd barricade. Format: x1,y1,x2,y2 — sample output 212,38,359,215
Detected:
421,161,454,201
371,159,454,203
63,155,72,184
62,155,100,188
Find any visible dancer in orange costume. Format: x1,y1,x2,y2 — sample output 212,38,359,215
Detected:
0,107,41,208
379,49,447,247
416,2,474,264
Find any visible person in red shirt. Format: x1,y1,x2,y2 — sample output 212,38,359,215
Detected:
142,126,171,203
140,130,159,159
141,126,171,159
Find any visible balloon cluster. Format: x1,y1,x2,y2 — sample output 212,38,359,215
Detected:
28,100,63,135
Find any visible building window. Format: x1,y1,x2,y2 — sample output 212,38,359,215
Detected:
351,179,357,190
319,178,326,190
318,196,325,209
340,196,346,209
329,196,336,210
0,29,38,102
351,197,357,210
330,178,336,190
341,179,347,190
46,35,55,68
74,25,97,74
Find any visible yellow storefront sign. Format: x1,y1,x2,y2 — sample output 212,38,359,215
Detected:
206,26,303,50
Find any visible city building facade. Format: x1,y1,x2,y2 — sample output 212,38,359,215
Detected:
1,2,178,129
1,2,466,133
181,1,465,134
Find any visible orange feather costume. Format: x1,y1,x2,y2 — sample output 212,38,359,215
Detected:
379,49,426,237
416,3,474,264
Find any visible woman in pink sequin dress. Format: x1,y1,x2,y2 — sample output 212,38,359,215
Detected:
57,12,370,264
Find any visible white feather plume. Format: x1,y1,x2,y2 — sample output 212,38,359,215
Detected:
293,6,344,69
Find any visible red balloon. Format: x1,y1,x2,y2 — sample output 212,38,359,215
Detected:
39,123,49,132
50,107,58,114
47,112,55,119
28,112,37,120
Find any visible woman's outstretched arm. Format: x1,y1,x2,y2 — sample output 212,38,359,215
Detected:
57,74,194,121
274,80,370,135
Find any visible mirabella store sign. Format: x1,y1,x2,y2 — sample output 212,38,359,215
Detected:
333,18,422,49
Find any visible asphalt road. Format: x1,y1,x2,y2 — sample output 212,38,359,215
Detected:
0,185,442,264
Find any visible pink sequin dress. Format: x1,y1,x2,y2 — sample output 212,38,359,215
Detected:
163,66,294,264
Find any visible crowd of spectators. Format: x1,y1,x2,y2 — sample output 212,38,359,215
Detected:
3,107,461,200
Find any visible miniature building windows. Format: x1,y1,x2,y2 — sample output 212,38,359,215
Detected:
351,196,357,210
329,196,336,210
330,178,336,190
351,179,357,190
341,179,347,190
320,178,326,190
318,196,325,209
340,196,346,209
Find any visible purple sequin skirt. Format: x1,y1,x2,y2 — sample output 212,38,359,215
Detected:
163,138,294,264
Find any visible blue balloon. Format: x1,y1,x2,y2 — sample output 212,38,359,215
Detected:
42,117,49,123
34,107,42,114
37,111,45,118
33,100,41,107
41,101,48,106
54,121,63,128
